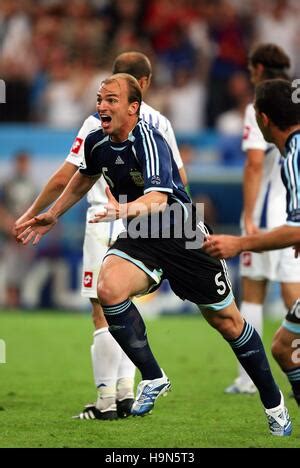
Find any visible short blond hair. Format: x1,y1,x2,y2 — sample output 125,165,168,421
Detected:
101,73,142,114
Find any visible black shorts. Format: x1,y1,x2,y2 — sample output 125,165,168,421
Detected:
105,216,234,311
283,299,300,333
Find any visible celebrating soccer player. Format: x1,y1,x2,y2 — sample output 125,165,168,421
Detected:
17,73,292,435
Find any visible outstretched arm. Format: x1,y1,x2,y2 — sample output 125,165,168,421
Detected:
242,149,264,234
14,162,77,237
89,187,167,223
203,224,300,259
17,171,98,245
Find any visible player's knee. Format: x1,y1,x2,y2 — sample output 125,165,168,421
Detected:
212,316,244,340
97,279,126,305
97,281,116,305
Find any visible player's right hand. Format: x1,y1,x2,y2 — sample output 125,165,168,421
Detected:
16,212,58,246
203,234,243,259
89,187,121,222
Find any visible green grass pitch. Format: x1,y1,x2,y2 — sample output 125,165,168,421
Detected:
0,311,299,448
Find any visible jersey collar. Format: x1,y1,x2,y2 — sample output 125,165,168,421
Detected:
285,129,300,151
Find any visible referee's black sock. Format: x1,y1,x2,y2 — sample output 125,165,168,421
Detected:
102,299,162,381
227,321,281,409
284,367,300,406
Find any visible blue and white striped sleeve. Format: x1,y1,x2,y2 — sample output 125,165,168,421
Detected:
135,121,173,195
283,138,300,226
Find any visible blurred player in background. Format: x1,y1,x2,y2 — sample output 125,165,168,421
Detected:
14,52,187,420
204,79,300,407
0,151,37,308
17,74,292,436
225,44,300,395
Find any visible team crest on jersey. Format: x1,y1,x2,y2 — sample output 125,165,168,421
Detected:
71,137,83,154
130,170,144,186
83,271,93,288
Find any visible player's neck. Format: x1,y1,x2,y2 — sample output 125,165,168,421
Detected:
276,125,300,154
111,118,138,143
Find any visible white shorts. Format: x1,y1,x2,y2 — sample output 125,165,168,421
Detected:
81,207,125,298
240,247,300,282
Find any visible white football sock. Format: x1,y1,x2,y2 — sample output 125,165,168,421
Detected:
116,352,135,401
238,301,263,385
91,327,122,392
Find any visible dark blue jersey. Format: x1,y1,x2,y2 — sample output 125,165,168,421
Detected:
282,130,300,226
79,119,190,208
79,119,192,237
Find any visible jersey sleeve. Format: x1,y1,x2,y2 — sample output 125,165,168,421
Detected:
242,104,268,152
79,132,103,177
66,116,101,167
283,149,300,226
160,117,183,169
135,123,174,195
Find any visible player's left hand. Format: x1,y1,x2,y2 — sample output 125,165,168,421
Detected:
89,187,121,223
203,235,243,259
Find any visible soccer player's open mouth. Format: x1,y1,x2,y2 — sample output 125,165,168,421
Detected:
100,114,112,129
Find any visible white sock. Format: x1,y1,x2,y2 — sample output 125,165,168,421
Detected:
238,301,263,385
91,327,122,392
116,352,135,401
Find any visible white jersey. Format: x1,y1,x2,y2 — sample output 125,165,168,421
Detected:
66,102,183,206
240,104,300,282
242,103,286,229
